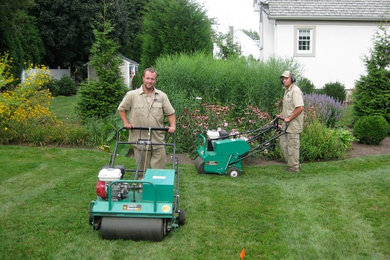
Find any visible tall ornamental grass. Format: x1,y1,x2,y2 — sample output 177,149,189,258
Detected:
155,53,300,116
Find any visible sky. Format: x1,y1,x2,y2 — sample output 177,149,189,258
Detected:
194,0,260,33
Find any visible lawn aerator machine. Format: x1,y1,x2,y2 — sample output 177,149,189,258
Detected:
194,117,288,177
89,127,185,241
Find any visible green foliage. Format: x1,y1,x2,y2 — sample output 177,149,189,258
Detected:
243,29,260,40
353,115,389,145
77,15,127,120
155,53,300,116
354,24,390,122
298,77,316,94
131,72,143,89
321,81,346,102
83,113,125,147
0,1,44,78
45,79,60,97
56,76,77,96
214,31,242,59
115,0,150,62
140,0,213,68
0,52,15,91
300,120,353,161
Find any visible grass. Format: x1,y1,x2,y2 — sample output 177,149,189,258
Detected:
0,145,389,259
50,95,80,123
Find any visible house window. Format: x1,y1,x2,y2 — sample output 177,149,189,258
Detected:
294,26,315,57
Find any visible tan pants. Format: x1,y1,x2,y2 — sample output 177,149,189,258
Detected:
279,133,301,171
133,147,166,179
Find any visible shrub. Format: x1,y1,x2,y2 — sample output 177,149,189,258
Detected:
300,120,353,161
0,65,59,144
353,115,389,145
304,93,344,128
354,25,390,122
57,76,77,96
298,77,315,94
0,52,15,91
46,79,60,96
321,81,346,102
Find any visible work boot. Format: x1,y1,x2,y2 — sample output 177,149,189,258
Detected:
286,167,300,173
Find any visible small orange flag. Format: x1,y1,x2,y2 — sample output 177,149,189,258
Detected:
240,248,246,260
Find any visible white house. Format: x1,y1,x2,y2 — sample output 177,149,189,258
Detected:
233,29,261,59
87,54,139,88
253,0,390,90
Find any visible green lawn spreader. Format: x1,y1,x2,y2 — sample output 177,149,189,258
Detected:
89,127,185,241
194,117,287,177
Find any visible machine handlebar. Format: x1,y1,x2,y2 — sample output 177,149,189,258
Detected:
118,126,169,132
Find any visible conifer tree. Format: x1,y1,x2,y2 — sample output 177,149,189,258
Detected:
77,9,127,120
354,24,390,122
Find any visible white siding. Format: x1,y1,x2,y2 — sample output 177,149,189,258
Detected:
264,20,388,89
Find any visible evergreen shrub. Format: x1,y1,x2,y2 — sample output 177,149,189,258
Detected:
46,79,60,96
77,18,127,120
298,77,315,94
321,81,346,102
353,115,389,145
57,76,77,96
354,25,390,122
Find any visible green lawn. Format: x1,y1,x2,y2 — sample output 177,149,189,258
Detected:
0,146,389,259
50,95,80,123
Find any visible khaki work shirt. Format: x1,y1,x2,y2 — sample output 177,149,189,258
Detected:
282,84,304,134
118,87,175,149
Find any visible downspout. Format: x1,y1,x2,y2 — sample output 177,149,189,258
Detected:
259,2,264,60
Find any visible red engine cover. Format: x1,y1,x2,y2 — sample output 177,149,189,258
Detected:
96,181,107,199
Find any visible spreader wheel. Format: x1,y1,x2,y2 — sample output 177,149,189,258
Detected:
178,209,186,225
227,167,240,178
194,156,205,174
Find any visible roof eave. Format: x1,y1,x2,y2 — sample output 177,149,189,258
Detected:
268,15,388,22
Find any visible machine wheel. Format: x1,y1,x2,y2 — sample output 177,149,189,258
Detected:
89,202,94,226
194,156,205,174
178,209,186,225
227,167,240,178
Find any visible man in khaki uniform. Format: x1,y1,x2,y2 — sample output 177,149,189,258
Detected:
277,71,304,172
118,68,176,179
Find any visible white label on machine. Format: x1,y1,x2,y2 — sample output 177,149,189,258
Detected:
206,161,218,166
123,204,142,211
153,176,166,179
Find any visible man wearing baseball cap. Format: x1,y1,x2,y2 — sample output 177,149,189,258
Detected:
277,71,304,172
